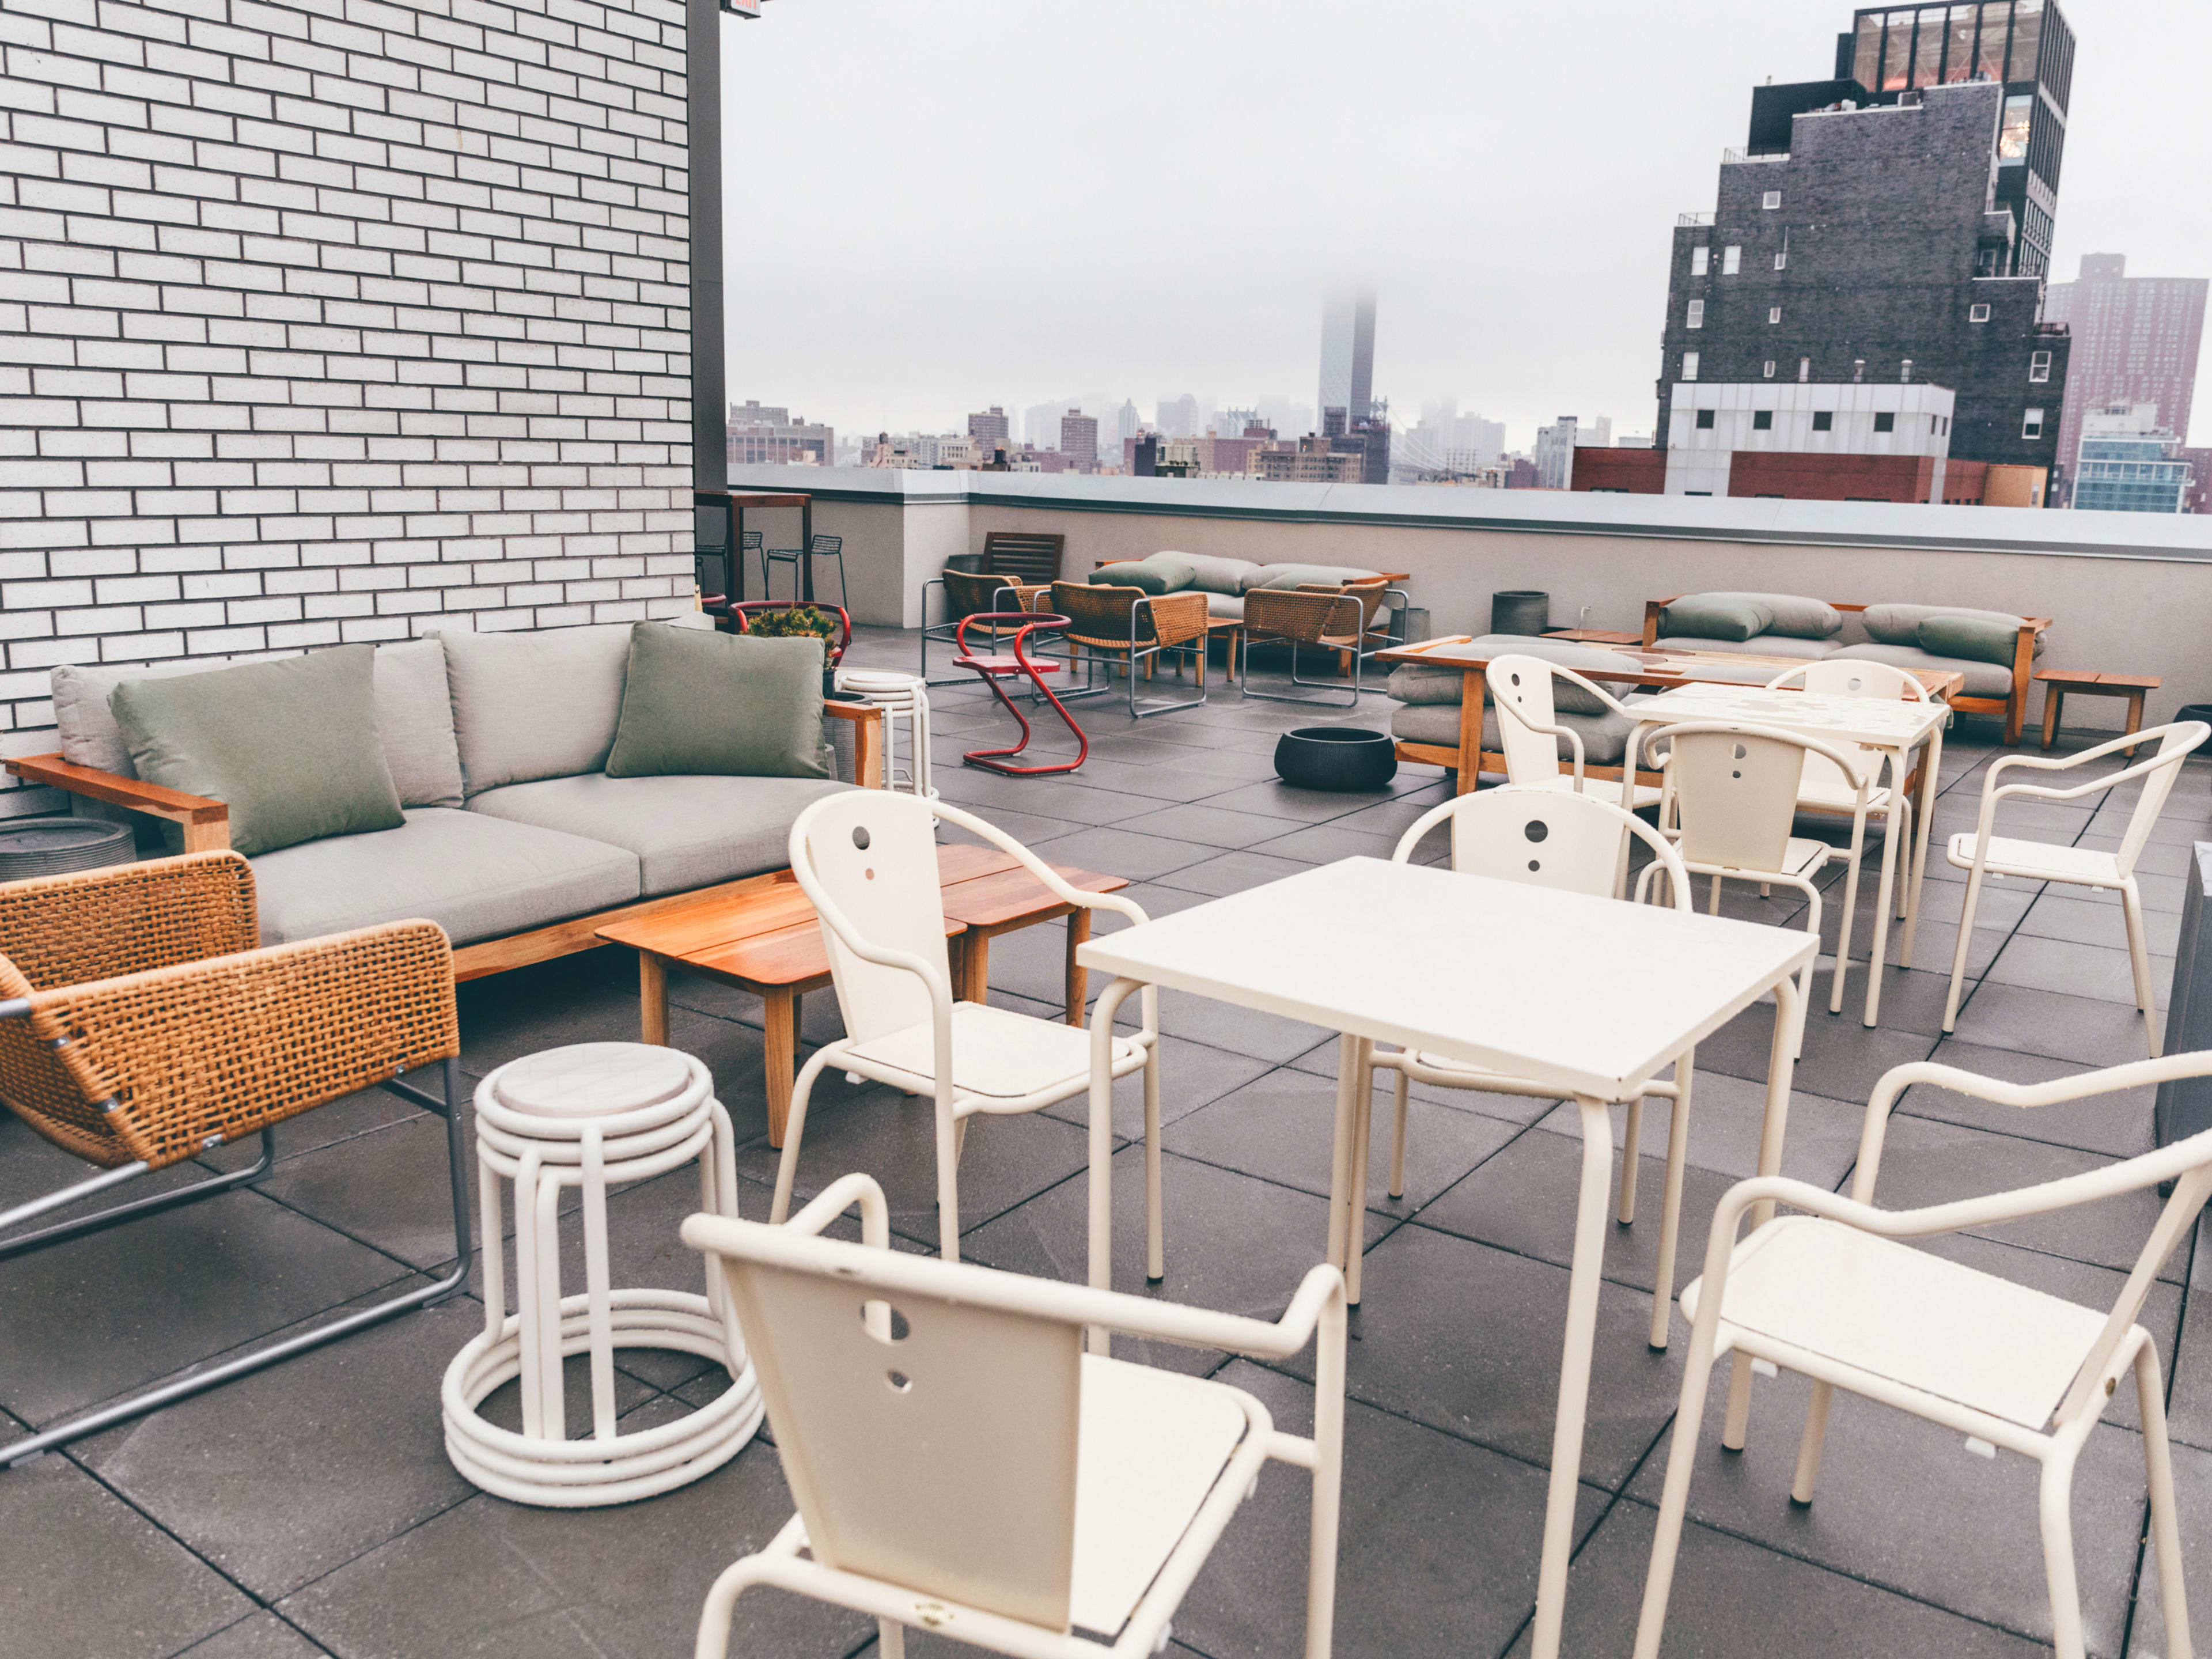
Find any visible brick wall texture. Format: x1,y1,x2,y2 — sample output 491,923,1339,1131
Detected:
0,0,691,808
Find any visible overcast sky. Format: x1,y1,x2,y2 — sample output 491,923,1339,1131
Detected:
719,0,2212,450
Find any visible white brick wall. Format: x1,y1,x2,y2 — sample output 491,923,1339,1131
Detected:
0,0,691,809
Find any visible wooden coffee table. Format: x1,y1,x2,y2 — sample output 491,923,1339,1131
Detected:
2037,668,2161,755
596,843,1127,1146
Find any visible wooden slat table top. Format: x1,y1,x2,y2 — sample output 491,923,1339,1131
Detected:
1374,634,1966,702
2037,667,2161,690
597,842,1123,987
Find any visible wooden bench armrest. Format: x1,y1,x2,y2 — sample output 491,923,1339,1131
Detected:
823,702,887,788
5,753,230,850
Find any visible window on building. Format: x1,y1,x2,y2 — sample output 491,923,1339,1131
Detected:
1775,250,1789,271
1970,302,1991,323
1768,308,1782,324
1691,246,1710,276
1763,361,1776,378
1762,190,1781,210
1687,300,1705,329
1874,412,1896,433
1696,408,1716,430
1942,415,1950,435
1683,351,1700,381
1998,94,2032,161
1930,415,1940,433
1722,245,1741,275
1753,410,1774,430
1902,358,1914,382
1685,490,1714,497
1798,358,1810,382
2023,407,2046,440
2029,350,2051,382
1812,410,1834,431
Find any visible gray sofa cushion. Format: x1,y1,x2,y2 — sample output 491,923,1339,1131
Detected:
1247,563,1383,593
468,772,850,897
1388,701,1647,767
1654,634,1840,661
1202,592,1245,620
1182,554,1262,595
1829,642,2017,699
440,623,633,796
373,638,465,809
1385,664,1467,706
52,643,467,809
249,807,640,947
1383,638,1635,716
1093,554,1198,596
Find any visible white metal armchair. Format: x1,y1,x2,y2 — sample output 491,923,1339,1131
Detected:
1486,654,1664,811
1762,659,1927,921
1633,1052,2212,1659
1940,719,2209,1054
771,793,1161,1264
1363,786,1700,1346
685,1173,1347,1659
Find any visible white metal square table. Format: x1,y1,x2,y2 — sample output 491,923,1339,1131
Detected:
1076,856,1816,1659
1625,681,1949,1027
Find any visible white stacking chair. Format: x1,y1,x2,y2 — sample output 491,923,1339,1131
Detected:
1649,721,1874,1024
685,1173,1348,1659
1634,1052,2212,1659
1487,654,1664,812
1941,719,2209,1055
1763,658,1927,925
772,793,1161,1263
1364,786,1700,1346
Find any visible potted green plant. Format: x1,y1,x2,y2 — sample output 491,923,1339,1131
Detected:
736,603,851,697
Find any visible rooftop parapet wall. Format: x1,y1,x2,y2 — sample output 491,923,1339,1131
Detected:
0,0,694,806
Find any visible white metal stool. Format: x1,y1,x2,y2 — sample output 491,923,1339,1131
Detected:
835,667,935,798
441,1043,763,1506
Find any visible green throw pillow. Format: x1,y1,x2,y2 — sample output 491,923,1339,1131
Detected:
1091,554,1196,596
109,645,406,857
604,623,829,780
1658,594,1775,642
1916,611,2028,668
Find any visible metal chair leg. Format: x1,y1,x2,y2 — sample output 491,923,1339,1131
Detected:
0,1056,474,1467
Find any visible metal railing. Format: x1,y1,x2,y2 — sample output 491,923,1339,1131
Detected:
1676,211,1714,227
1721,146,1789,164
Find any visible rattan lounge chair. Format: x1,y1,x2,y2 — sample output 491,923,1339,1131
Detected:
0,850,469,1464
1047,581,1211,718
1240,588,1366,707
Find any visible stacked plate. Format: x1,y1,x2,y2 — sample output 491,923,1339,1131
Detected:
0,817,135,882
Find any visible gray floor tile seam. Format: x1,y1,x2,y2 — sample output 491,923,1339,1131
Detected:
168,1609,331,1658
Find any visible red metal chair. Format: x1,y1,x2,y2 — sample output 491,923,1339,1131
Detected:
953,611,1088,775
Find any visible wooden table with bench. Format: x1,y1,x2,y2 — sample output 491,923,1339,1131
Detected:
596,843,1127,1146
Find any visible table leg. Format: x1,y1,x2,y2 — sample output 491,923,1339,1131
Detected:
638,952,668,1045
1899,725,1941,968
1343,1037,1375,1305
1087,976,1144,1356
1325,1034,1360,1278
1065,909,1090,1026
1455,669,1480,796
2124,691,2146,757
960,932,990,1005
1529,1094,1618,1659
800,498,815,603
2041,685,2062,750
1859,770,1905,1028
1719,971,1808,1452
732,504,746,605
763,988,796,1149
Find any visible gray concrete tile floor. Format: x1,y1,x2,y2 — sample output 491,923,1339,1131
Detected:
11,623,2212,1657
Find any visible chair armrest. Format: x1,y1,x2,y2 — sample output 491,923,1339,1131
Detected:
784,1172,892,1247
823,702,885,787
0,918,457,1172
0,850,257,990
6,753,230,851
1641,597,1679,648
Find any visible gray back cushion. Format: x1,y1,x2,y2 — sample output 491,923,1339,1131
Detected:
53,641,466,810
1383,637,1635,717
440,622,634,797
1181,554,1262,595
1861,603,2042,657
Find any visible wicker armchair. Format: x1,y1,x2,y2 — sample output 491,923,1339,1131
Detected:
1298,577,1407,667
0,851,470,1463
1047,581,1211,718
919,569,1050,686
1241,588,1368,706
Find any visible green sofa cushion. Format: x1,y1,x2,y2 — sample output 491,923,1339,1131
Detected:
1182,554,1262,594
1092,554,1197,596
1247,563,1384,593
604,622,828,780
1656,593,1774,642
1916,611,2028,668
1702,591,1842,639
109,645,406,857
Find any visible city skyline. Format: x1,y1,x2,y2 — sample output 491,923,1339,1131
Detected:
719,0,2212,450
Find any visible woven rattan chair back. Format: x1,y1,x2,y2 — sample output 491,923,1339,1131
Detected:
708,1225,1084,1629
790,791,952,1047
1296,579,1388,634
942,569,1031,622
1051,581,1152,649
1244,588,1361,647
980,530,1065,588
1661,726,1810,874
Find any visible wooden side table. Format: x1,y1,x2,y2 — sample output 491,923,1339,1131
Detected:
2037,668,2161,755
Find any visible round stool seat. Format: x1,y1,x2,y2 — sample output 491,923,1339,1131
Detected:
441,1044,761,1507
835,668,925,696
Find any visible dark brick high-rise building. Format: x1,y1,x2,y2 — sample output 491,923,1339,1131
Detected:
1656,2,2075,491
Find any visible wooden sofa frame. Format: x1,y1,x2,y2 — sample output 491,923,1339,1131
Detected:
1641,595,2051,745
3,702,885,983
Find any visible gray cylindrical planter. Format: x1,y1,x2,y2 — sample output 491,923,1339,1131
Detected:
1491,590,1550,636
2156,841,2212,1157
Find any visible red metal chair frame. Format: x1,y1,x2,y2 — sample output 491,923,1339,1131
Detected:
729,601,851,665
953,612,1088,775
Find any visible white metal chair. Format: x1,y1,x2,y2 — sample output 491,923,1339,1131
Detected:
1633,1052,2212,1659
1941,719,2210,1055
685,1173,1348,1659
1762,659,1926,924
1363,786,1699,1346
1648,721,1875,1023
1486,654,1664,812
771,793,1161,1264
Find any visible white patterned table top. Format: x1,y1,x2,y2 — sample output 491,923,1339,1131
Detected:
1635,684,1948,749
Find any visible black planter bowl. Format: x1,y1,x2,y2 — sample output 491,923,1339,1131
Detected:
1274,727,1398,792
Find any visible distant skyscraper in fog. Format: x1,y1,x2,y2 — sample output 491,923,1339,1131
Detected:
2042,255,2208,498
1319,285,1376,428
1157,393,1200,438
